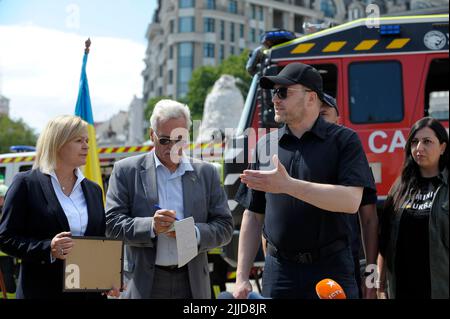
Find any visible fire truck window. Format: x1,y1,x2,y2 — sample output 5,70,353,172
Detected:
349,61,404,124
311,64,338,98
425,58,449,121
19,165,32,172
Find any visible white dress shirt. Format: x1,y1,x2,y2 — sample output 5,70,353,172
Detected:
49,168,88,236
151,152,197,266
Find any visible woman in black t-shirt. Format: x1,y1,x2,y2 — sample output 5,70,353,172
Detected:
378,117,449,299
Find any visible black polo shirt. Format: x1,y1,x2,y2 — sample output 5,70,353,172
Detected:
239,116,376,253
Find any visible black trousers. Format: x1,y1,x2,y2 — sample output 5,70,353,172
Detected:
0,256,16,293
262,246,359,299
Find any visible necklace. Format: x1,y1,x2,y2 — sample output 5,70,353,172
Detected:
59,175,76,192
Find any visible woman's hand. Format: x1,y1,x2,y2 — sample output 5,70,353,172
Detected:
50,232,73,260
103,284,127,298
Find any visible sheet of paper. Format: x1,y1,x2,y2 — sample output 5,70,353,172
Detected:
174,216,198,268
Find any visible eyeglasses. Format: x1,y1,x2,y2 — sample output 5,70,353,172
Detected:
153,132,186,146
271,87,312,100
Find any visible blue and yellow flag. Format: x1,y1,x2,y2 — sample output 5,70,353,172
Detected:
75,39,104,197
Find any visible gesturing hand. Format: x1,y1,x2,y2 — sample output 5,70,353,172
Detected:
240,155,291,194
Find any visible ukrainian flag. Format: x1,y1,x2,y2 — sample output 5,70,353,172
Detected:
75,39,104,197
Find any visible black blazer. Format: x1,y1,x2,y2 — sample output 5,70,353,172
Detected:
0,169,105,299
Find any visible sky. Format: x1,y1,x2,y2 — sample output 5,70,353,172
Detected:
0,0,157,133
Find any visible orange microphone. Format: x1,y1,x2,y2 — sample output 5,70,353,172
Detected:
315,278,347,299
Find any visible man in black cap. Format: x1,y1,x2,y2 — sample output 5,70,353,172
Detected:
320,93,339,122
233,62,376,299
319,93,379,299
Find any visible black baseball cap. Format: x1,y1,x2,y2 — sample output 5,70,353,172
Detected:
260,62,324,100
322,93,339,115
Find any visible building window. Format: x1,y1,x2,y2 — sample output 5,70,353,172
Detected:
240,24,244,38
219,45,225,61
205,0,215,10
251,4,256,19
321,0,336,18
159,65,163,77
170,20,175,33
169,70,173,84
229,0,238,14
169,45,174,59
294,15,304,33
204,17,215,32
349,61,404,124
179,17,195,32
158,87,163,96
259,6,264,21
220,20,225,40
273,10,284,29
179,0,195,9
230,22,235,42
204,43,215,58
249,28,256,43
177,42,194,97
230,46,235,55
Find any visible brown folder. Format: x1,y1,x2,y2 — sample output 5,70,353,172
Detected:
63,237,123,292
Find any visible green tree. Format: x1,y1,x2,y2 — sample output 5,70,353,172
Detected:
0,115,37,154
186,50,251,120
186,66,220,120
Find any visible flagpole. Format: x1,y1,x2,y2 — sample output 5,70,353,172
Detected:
85,38,91,53
75,38,105,200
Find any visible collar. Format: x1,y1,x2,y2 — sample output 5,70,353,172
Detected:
48,168,85,190
153,152,194,175
437,168,449,186
278,116,328,142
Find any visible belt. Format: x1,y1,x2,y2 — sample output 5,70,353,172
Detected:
155,264,188,272
266,239,348,264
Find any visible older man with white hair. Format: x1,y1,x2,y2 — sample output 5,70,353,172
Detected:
105,99,233,299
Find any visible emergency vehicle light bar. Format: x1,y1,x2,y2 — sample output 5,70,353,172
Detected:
379,25,401,35
9,145,36,153
260,30,296,49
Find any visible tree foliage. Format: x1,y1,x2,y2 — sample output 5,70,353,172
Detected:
186,65,220,120
0,115,37,154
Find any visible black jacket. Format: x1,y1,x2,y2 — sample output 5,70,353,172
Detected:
0,169,105,299
380,169,449,299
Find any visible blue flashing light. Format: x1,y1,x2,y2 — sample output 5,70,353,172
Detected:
10,145,36,153
260,30,296,48
380,25,401,35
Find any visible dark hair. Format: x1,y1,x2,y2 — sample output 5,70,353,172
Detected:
391,117,449,211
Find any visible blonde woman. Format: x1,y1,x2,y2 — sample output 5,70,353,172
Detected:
0,115,105,299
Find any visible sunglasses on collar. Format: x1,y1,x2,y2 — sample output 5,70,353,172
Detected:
271,87,312,100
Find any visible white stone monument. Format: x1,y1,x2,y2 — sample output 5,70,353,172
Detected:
196,75,244,143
